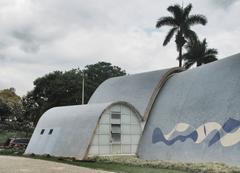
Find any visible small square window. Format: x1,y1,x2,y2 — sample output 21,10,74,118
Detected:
111,124,121,133
40,129,45,135
111,112,121,119
111,133,121,142
48,129,53,135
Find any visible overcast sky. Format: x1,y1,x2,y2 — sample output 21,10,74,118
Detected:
0,0,239,96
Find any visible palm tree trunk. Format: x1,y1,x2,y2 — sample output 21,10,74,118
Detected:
179,47,182,67
197,61,201,66
176,30,184,67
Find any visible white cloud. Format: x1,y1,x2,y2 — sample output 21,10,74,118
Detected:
0,0,239,95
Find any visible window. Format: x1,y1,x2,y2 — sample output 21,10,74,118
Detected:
111,111,121,143
112,133,121,142
40,129,45,135
111,124,121,133
111,124,121,143
111,112,121,124
48,129,53,135
111,112,121,119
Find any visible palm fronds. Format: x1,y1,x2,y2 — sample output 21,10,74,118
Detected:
163,27,178,46
183,38,218,68
188,15,207,26
156,17,176,28
156,3,208,67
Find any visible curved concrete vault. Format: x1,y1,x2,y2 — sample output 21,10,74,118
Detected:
26,53,240,165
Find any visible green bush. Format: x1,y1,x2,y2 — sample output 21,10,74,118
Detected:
0,148,24,155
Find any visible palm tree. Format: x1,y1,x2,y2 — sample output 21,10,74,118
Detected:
182,38,218,69
156,3,207,67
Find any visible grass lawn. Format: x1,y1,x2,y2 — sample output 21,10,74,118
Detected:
76,161,187,173
0,146,187,173
1,151,240,173
27,156,187,173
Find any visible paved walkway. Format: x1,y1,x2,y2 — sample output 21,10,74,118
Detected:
0,156,114,173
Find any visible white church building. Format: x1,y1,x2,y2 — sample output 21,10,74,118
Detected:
26,53,240,166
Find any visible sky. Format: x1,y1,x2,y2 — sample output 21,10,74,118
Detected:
0,0,239,96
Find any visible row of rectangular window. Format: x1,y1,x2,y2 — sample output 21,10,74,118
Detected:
89,144,138,155
40,129,53,135
92,134,140,145
100,114,139,124
96,125,141,135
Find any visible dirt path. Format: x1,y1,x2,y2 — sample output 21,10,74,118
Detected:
0,156,114,173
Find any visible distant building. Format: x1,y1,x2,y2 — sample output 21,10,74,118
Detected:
26,53,240,165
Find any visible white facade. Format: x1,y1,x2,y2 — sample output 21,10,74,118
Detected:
88,104,142,156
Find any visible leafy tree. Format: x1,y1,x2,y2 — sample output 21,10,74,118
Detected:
83,62,126,103
156,3,207,67
22,91,40,129
23,69,83,126
182,38,218,69
0,88,29,133
0,99,11,123
0,88,23,123
23,62,126,126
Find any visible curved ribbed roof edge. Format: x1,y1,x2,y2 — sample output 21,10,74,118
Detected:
89,67,184,120
143,67,184,120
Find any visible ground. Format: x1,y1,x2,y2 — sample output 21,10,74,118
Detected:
0,156,113,173
0,131,186,173
0,155,186,173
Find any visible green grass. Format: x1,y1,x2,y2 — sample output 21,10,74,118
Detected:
0,148,187,173
92,156,240,173
25,155,186,173
75,162,187,173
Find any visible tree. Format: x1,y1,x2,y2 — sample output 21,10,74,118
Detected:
0,88,25,131
156,3,207,67
83,62,126,103
23,69,83,126
0,99,11,123
22,91,40,128
0,88,23,122
182,38,218,69
23,62,126,125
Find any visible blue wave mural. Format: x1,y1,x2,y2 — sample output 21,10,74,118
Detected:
152,118,240,147
152,128,198,145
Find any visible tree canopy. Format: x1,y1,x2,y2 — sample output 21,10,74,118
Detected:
0,88,26,131
83,62,126,103
22,61,126,125
0,88,23,122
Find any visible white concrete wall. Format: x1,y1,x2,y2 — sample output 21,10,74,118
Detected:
138,53,240,166
88,104,142,156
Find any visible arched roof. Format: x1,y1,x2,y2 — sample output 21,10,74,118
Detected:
25,66,183,159
89,67,183,120
138,53,240,165
25,101,142,159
